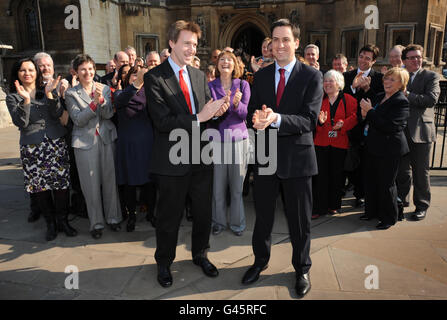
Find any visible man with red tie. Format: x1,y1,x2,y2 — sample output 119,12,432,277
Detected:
242,19,323,298
144,20,229,288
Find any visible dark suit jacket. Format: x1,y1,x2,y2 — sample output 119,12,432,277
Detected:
343,69,384,145
406,68,440,143
6,90,66,145
247,61,323,179
365,91,410,157
100,71,115,87
144,59,212,176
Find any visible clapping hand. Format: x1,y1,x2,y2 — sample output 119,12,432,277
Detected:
359,76,371,92
352,72,364,89
14,80,31,104
59,79,69,99
198,96,229,122
252,104,277,130
45,76,61,99
318,110,328,124
214,90,231,117
233,88,242,108
360,98,372,119
94,82,104,105
332,120,344,131
133,66,148,89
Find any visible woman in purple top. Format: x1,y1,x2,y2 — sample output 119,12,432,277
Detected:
114,65,155,232
208,50,251,236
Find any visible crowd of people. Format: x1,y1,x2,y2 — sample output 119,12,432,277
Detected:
5,17,440,298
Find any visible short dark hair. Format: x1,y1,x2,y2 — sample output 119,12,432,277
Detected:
359,44,379,61
402,44,424,60
9,58,43,93
270,18,300,40
72,54,96,72
117,64,130,86
168,20,202,44
123,65,139,89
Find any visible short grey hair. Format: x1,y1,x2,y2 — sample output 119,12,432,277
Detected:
146,51,160,59
33,52,53,65
125,46,136,53
304,44,319,56
324,69,345,90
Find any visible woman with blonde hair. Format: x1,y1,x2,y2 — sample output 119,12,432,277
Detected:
360,67,410,229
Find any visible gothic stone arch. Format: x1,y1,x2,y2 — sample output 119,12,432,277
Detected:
219,13,270,49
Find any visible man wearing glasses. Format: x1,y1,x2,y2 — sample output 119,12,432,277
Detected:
397,44,440,221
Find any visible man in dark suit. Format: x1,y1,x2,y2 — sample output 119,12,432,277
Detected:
100,51,129,88
343,44,384,209
144,20,229,288
397,44,440,221
242,19,323,298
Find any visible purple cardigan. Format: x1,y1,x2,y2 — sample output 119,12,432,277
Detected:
208,78,250,142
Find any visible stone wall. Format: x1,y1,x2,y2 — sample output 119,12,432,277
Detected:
79,0,121,64
0,88,12,128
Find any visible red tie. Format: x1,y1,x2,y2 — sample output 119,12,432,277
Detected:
276,68,285,108
179,69,193,114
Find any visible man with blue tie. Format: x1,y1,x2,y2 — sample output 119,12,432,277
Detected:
144,20,229,288
242,19,323,298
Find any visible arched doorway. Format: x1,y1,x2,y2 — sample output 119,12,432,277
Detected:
231,24,265,57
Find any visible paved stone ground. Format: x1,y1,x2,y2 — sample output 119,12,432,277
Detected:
0,126,446,300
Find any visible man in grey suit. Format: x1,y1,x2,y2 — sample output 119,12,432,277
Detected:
397,44,440,221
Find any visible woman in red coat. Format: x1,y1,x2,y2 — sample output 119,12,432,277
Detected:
312,70,358,219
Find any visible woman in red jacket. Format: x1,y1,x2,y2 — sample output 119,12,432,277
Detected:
312,70,358,219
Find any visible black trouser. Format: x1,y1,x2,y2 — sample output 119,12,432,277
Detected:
154,165,213,266
252,172,312,275
365,152,400,225
30,192,41,215
352,145,366,199
313,146,347,214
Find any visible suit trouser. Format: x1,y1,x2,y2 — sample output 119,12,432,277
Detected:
74,136,122,231
397,137,431,211
154,165,213,267
365,152,400,224
212,139,248,232
313,146,347,214
252,172,312,275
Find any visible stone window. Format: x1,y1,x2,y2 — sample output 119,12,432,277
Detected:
341,27,365,63
14,0,43,51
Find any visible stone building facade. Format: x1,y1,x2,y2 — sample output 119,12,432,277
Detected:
1,0,446,89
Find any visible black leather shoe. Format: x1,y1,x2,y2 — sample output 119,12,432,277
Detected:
355,198,365,207
376,222,392,230
193,257,219,277
127,213,136,232
90,229,102,239
412,210,426,221
295,273,311,298
157,265,173,288
57,218,78,237
359,214,372,221
241,264,268,285
28,211,41,223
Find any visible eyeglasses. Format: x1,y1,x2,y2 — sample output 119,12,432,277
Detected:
406,55,422,61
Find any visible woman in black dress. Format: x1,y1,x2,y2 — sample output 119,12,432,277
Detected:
360,67,410,229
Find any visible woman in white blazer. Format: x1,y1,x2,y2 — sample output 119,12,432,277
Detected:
65,54,122,239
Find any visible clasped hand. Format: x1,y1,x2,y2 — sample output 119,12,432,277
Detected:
252,105,278,130
197,91,230,122
360,98,373,119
